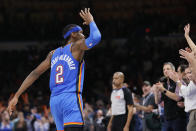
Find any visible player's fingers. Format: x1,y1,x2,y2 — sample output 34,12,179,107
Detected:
88,8,90,13
79,12,85,19
80,10,85,16
85,8,88,14
7,106,12,116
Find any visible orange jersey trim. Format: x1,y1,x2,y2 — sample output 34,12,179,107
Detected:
64,122,84,126
77,62,83,111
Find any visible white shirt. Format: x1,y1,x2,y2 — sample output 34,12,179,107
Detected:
179,81,196,112
111,89,126,115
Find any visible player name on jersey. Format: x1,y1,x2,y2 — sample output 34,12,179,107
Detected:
51,54,76,70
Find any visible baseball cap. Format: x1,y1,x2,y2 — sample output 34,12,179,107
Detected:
143,81,151,86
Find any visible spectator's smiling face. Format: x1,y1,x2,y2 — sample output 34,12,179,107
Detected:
163,64,173,77
177,67,183,79
142,85,151,94
185,68,193,81
178,66,188,83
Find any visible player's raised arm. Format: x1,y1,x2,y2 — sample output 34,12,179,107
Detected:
7,51,52,115
79,8,101,50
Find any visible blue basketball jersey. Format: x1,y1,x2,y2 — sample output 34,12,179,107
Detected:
49,44,85,96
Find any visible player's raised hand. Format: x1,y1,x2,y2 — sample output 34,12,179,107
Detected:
184,24,190,37
7,96,18,116
79,8,94,25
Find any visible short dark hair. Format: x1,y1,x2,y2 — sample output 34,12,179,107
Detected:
178,64,188,73
143,81,151,86
62,24,79,43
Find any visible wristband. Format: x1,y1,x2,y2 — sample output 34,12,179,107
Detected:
163,90,167,94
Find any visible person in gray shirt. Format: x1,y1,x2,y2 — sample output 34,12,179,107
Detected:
135,81,159,131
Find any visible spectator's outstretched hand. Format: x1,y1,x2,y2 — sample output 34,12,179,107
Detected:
184,24,190,37
185,47,192,53
179,49,195,64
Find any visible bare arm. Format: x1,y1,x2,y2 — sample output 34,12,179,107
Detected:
7,52,52,115
184,24,196,53
152,84,161,104
107,115,114,131
159,86,181,101
154,92,161,105
124,105,133,131
135,104,154,112
15,54,51,98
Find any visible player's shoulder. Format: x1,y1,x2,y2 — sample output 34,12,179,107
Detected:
49,47,59,55
50,49,56,55
47,48,58,60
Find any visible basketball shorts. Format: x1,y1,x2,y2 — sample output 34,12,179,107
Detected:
50,92,83,130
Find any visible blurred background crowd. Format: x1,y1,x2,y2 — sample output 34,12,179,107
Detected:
0,0,196,130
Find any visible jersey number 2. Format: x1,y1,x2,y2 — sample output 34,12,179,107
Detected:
56,65,64,84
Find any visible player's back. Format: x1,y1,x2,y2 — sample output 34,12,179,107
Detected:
49,43,85,97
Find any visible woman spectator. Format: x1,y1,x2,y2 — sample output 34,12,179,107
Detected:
13,112,27,131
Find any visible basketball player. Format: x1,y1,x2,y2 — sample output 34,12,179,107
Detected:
7,8,101,131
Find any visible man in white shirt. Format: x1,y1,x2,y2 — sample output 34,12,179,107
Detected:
166,67,196,131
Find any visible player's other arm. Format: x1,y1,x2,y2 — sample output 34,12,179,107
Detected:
78,8,101,50
135,104,154,113
7,52,52,115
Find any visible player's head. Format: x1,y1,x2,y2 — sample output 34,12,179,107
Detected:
163,62,175,77
112,72,124,88
62,24,84,43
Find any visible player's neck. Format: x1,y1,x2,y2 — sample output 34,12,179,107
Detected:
68,38,77,44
